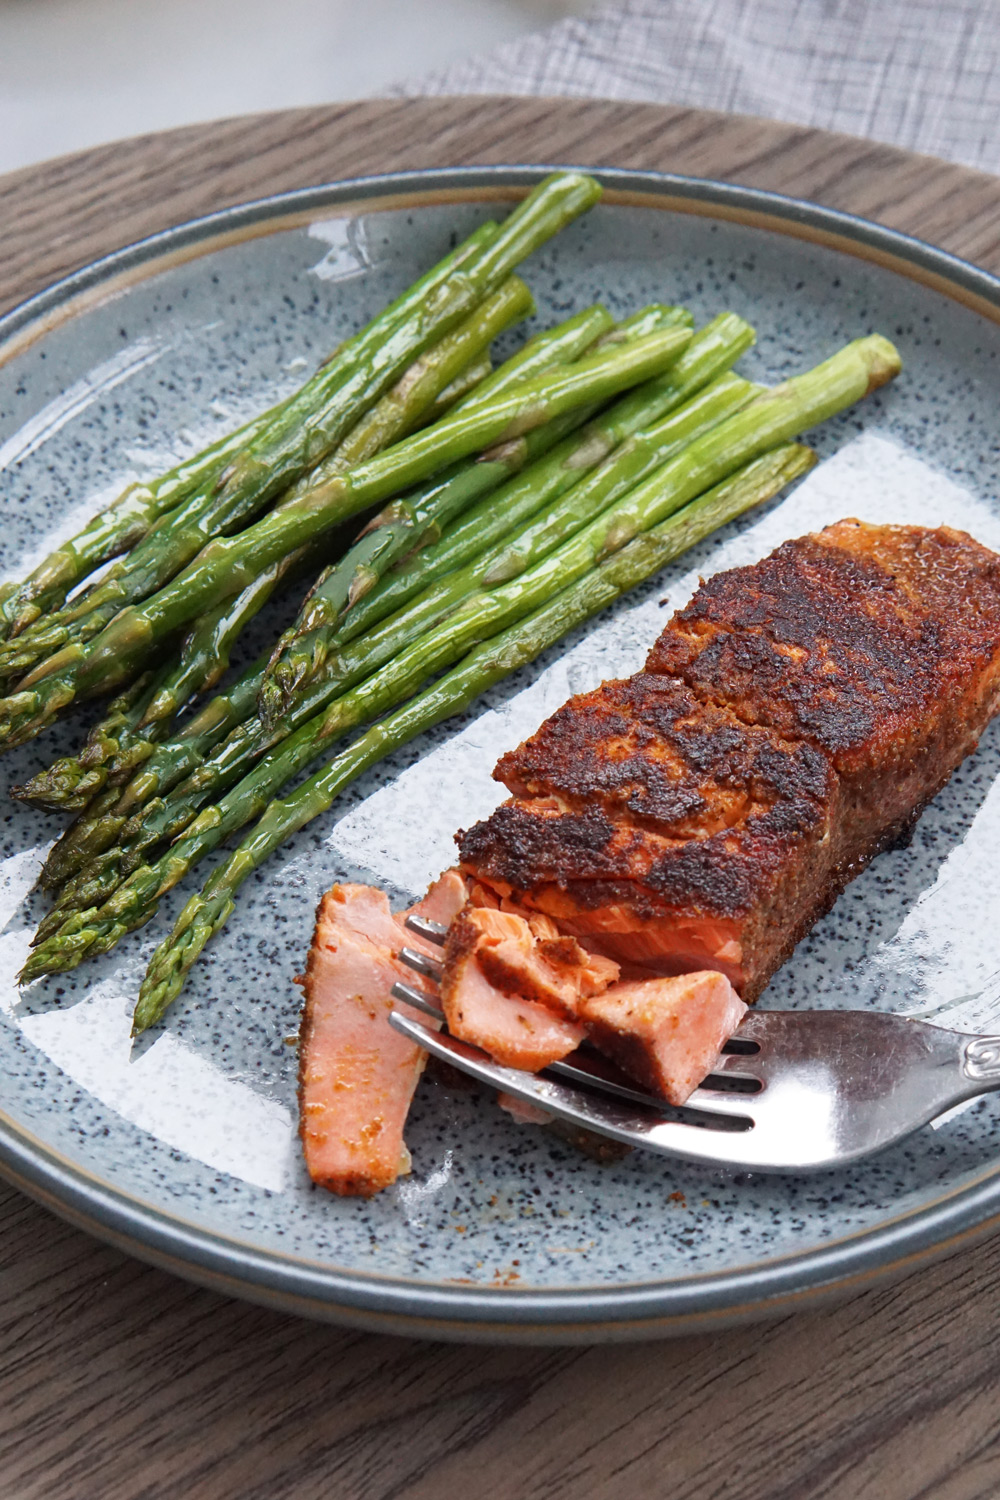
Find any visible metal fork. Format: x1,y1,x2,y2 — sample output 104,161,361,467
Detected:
390,916,1000,1172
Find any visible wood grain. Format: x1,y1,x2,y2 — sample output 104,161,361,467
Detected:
4,97,1000,1500
5,96,1000,317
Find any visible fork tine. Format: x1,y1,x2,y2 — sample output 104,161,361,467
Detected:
388,1011,758,1165
391,979,445,1022
550,1052,760,1116
404,914,447,945
399,946,443,983
548,1053,671,1109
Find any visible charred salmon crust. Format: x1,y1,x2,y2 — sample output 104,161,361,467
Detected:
648,523,1000,770
495,675,833,836
461,677,839,997
647,520,1000,873
459,522,1000,1001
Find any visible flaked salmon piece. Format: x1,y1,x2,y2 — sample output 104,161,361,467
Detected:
578,971,747,1105
485,882,746,988
297,872,459,1198
523,910,560,940
466,879,501,909
440,902,619,1043
441,907,587,1070
455,905,618,1019
411,867,468,927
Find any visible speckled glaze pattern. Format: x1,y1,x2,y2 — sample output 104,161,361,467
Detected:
3,169,1000,1342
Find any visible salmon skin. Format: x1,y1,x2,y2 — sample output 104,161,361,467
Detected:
458,521,1000,1001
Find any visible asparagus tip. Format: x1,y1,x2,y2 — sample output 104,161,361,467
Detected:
134,891,231,1031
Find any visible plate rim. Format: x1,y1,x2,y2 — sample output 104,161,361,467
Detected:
3,161,1000,1341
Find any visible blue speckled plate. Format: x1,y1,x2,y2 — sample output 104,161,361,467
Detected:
3,167,1000,1344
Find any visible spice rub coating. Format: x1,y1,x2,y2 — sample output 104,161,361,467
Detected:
461,675,839,996
649,522,1000,766
459,521,1000,1000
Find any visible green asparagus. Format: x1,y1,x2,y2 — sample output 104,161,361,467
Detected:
16,167,601,660
422,352,493,421
255,304,688,718
13,544,310,814
258,365,759,723
335,310,755,646
0,324,692,748
0,405,282,644
35,650,276,892
0,216,512,650
259,302,617,659
1,272,534,689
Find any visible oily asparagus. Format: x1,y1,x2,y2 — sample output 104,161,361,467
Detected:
11,534,340,813
256,301,618,689
35,651,275,893
128,442,815,1024
8,169,603,671
334,310,755,646
0,216,507,647
0,402,284,644
0,273,534,687
256,304,694,720
72,327,690,683
0,324,692,749
258,365,759,723
422,353,493,422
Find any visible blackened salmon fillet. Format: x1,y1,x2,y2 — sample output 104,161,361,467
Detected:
458,520,1000,1001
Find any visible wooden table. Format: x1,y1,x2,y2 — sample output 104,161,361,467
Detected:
4,97,1000,1500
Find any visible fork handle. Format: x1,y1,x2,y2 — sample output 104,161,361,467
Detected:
962,1035,1000,1084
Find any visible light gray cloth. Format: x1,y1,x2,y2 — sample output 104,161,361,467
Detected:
399,0,1000,174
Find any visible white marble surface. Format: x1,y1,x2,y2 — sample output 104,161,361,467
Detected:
0,0,589,175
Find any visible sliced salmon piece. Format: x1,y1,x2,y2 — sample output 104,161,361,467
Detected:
441,907,587,1070
578,971,747,1105
297,872,458,1198
411,866,467,927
